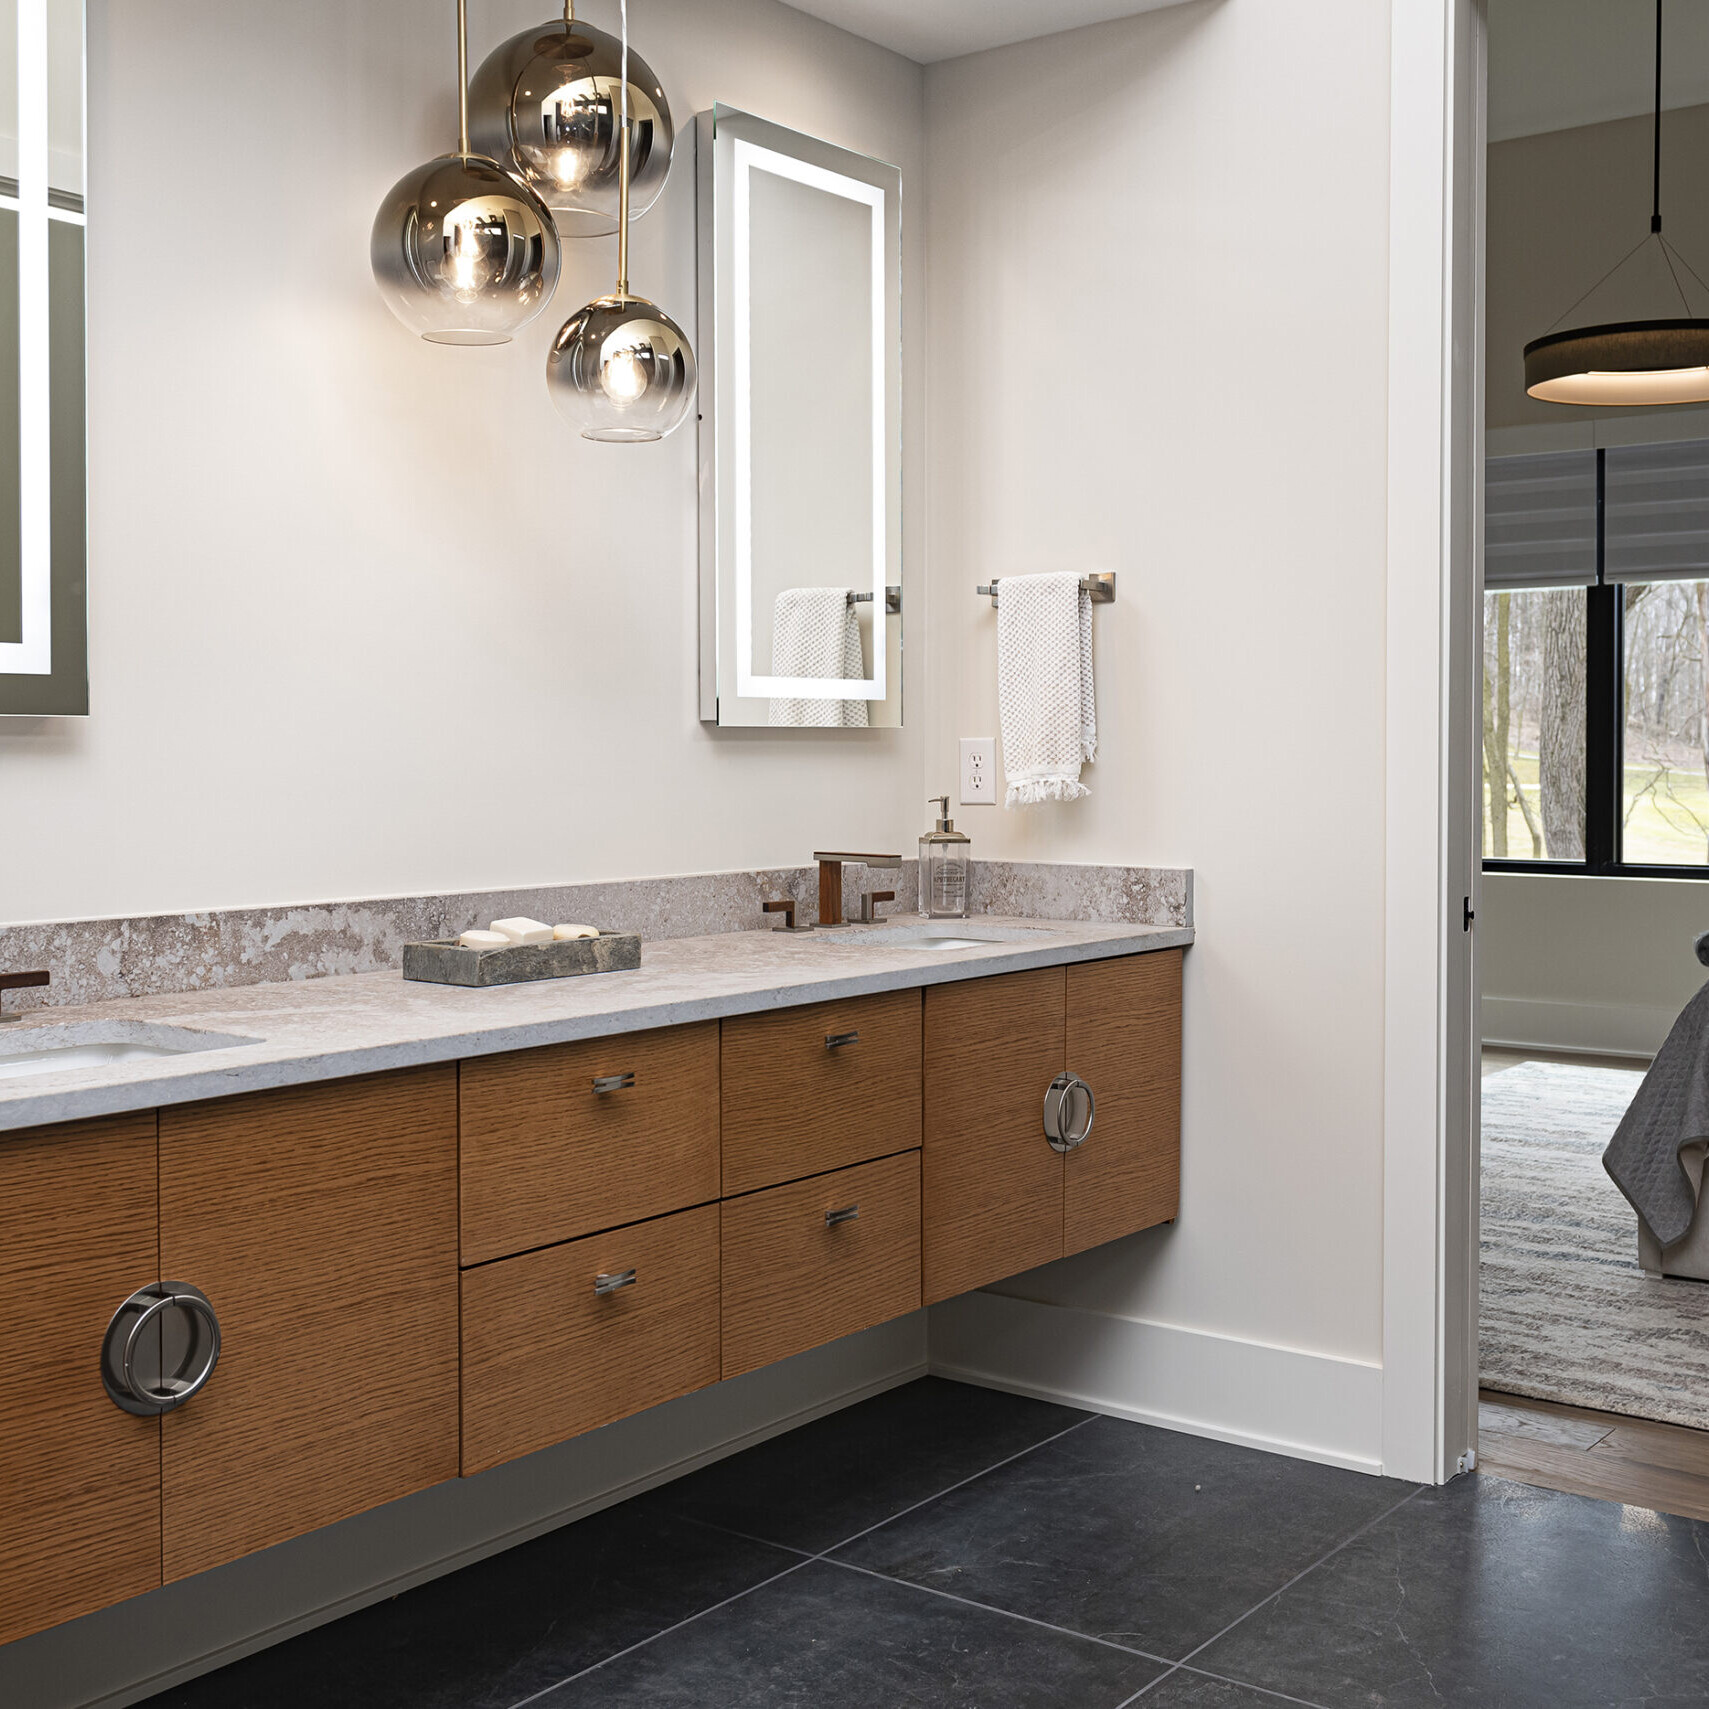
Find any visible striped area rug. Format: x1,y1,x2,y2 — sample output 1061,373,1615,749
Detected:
1481,1060,1709,1431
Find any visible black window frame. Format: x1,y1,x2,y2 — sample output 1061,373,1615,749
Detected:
1485,446,1709,880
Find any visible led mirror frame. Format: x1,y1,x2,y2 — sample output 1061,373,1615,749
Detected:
696,105,903,729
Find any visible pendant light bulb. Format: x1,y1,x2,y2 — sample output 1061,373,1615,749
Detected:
371,0,562,345
468,1,675,238
545,0,696,441
1523,0,1709,406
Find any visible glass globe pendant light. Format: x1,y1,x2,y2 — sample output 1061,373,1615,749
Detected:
371,0,562,345
468,1,674,239
545,0,695,442
1524,0,1709,405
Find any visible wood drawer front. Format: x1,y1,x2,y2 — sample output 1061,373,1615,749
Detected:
0,1113,162,1647
721,1151,921,1379
1064,951,1183,1258
159,1067,460,1583
460,1021,720,1266
460,1203,721,1475
923,967,1066,1305
721,990,922,1195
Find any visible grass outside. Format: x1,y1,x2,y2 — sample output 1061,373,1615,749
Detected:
1486,749,1709,866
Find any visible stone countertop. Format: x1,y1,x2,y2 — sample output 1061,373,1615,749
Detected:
0,915,1192,1134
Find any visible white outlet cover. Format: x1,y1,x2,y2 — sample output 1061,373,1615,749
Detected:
960,736,996,805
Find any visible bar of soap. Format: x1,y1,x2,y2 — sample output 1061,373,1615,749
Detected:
458,930,509,951
490,917,553,945
553,924,600,941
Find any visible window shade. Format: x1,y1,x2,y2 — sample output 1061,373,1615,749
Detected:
1605,438,1709,584
1485,449,1598,590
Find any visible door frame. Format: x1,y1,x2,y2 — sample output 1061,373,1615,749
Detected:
1381,0,1486,1484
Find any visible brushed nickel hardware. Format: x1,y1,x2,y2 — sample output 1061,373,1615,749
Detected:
825,1030,860,1051
813,852,903,928
857,890,896,925
0,969,48,1023
847,587,902,615
100,1282,222,1418
592,1072,637,1094
824,1204,860,1227
1043,1071,1096,1153
977,573,1115,608
594,1268,638,1295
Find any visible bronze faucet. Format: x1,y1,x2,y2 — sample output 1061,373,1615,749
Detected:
0,969,49,1022
813,853,902,928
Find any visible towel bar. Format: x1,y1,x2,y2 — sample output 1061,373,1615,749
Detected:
848,587,902,614
976,573,1116,608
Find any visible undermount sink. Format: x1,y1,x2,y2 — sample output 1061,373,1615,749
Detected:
826,922,1056,953
0,1022,258,1082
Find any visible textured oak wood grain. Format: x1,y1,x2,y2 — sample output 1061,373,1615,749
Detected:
1063,950,1182,1257
460,1022,719,1266
0,1112,161,1645
460,1203,721,1475
922,967,1065,1304
721,990,922,1195
159,1067,459,1582
721,1151,920,1379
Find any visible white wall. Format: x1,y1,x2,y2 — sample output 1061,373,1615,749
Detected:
0,0,925,927
1481,872,1706,1055
921,0,1395,1469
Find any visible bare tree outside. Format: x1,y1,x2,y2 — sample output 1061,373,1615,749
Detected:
1538,590,1586,859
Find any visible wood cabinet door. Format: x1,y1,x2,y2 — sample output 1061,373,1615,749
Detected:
159,1067,459,1582
461,1203,721,1476
459,1022,720,1266
721,1151,921,1379
0,1113,162,1645
1064,951,1183,1258
922,967,1065,1304
721,989,922,1195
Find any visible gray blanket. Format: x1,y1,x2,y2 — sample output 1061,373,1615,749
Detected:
1604,967,1709,1247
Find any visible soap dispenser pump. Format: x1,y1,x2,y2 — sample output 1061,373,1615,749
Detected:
921,796,972,919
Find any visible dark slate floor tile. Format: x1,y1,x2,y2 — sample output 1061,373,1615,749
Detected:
1141,1670,1333,1707
836,1414,1417,1661
137,1505,797,1709
647,1376,1090,1553
1194,1471,1709,1708
535,1558,1165,1708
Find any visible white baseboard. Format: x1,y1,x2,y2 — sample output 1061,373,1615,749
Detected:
1,1317,928,1709
927,1291,1384,1476
1481,994,1674,1059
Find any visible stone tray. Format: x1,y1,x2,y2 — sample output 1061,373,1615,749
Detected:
401,931,642,988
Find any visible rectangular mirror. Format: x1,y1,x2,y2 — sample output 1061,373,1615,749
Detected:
697,106,902,729
0,0,85,716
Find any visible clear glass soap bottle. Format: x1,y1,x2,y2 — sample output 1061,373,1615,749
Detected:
921,796,972,919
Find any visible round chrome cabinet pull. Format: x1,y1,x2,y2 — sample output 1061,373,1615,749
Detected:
1042,1072,1096,1153
101,1283,222,1418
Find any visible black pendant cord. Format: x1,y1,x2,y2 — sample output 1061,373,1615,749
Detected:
1653,0,1664,234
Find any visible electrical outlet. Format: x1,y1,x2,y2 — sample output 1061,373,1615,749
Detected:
960,736,997,804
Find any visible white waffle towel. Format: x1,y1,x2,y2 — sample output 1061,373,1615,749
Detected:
997,572,1096,806
768,587,870,728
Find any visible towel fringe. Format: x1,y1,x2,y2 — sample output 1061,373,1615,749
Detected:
1005,775,1092,808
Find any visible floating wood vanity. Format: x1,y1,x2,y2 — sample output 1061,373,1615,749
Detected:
0,938,1183,1648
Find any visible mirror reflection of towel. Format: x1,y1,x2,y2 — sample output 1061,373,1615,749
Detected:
768,587,870,728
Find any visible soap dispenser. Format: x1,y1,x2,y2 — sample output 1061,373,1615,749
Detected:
921,796,972,919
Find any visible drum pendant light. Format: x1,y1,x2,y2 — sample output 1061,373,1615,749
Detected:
467,1,674,239
545,0,695,442
1525,0,1709,405
371,0,562,345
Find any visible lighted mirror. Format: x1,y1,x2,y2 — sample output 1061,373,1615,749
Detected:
0,0,84,716
697,106,901,729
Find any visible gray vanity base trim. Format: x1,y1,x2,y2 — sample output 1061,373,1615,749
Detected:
0,914,1192,1133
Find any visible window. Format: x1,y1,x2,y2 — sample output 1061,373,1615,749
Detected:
1483,439,1709,875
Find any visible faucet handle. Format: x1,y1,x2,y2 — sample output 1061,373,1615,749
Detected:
0,969,49,1023
763,899,803,932
857,890,896,926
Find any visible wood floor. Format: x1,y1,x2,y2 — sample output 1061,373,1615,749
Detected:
1479,1390,1709,1521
